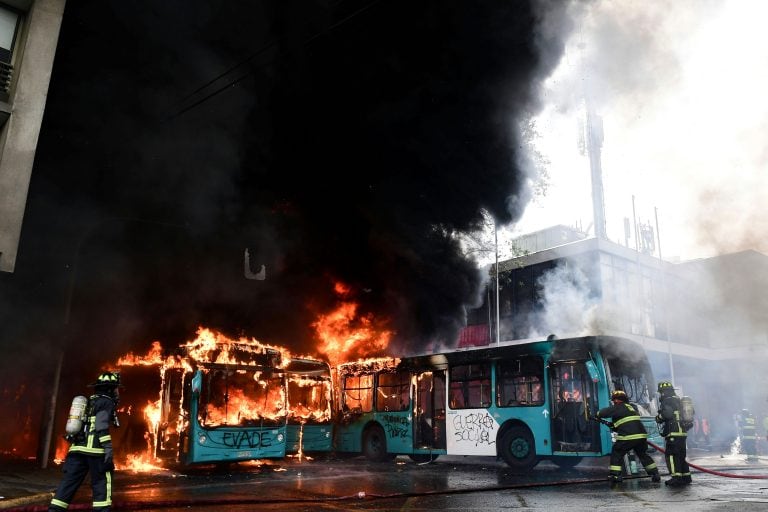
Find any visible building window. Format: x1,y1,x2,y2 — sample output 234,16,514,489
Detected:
0,4,20,99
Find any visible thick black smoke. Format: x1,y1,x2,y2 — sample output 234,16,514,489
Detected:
2,1,575,379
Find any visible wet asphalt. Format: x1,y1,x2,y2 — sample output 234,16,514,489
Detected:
1,447,767,511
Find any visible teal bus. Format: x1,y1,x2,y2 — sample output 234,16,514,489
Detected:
285,358,334,456
333,335,662,470
153,340,289,467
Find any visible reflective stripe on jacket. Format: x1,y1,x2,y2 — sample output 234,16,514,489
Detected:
658,395,687,438
596,402,648,441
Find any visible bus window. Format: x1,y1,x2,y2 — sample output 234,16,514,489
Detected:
199,368,286,427
377,371,410,412
287,373,332,423
497,356,544,407
603,355,656,416
342,373,374,413
449,363,491,409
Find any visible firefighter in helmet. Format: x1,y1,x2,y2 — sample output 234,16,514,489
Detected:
595,389,661,484
738,408,758,461
49,372,122,512
656,380,691,486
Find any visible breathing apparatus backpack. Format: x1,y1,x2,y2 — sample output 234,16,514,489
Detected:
64,395,89,440
680,395,695,432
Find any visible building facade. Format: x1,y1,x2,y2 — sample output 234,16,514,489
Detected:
0,0,65,273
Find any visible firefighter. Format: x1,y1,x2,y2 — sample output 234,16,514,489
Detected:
739,408,758,461
49,372,122,512
656,381,691,486
595,389,661,484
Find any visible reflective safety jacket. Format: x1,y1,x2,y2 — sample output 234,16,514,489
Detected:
68,394,115,456
596,402,648,442
740,413,757,440
657,395,687,438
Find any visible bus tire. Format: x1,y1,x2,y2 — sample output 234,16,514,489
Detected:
362,425,393,462
409,453,440,463
551,456,582,469
499,426,538,472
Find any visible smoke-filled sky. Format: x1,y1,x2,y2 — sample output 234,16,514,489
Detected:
513,0,768,262
0,0,582,378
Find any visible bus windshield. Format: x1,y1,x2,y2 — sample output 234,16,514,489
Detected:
602,353,657,417
198,367,286,427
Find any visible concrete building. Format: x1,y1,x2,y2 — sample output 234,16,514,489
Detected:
0,0,65,273
460,228,768,446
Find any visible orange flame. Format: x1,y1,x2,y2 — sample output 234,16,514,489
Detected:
313,282,392,366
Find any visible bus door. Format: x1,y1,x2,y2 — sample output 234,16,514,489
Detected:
414,370,446,450
549,361,601,453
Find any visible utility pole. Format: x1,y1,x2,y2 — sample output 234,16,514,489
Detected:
495,224,500,345
655,207,675,385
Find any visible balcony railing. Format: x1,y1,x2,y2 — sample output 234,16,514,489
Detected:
0,61,12,101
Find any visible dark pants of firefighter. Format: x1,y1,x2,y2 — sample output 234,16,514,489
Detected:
609,438,658,479
49,452,112,511
742,437,757,457
664,436,690,481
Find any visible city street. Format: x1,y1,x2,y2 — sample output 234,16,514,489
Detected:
2,449,767,511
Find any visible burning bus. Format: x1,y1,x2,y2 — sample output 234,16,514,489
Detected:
108,328,335,469
331,335,662,470
152,330,289,467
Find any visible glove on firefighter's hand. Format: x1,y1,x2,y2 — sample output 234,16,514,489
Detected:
103,446,114,472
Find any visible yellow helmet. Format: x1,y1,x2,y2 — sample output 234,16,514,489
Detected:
611,390,628,402
90,371,121,388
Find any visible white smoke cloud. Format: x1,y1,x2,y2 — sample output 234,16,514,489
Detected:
516,0,768,261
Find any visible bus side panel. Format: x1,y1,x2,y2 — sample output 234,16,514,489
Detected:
498,406,555,457
334,418,365,453
445,408,499,456
375,411,412,454
286,424,333,453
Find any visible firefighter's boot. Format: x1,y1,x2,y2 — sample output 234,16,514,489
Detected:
681,475,692,485
649,470,661,483
665,477,685,487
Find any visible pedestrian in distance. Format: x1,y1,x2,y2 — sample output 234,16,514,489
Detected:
49,372,122,512
656,381,691,486
595,389,661,484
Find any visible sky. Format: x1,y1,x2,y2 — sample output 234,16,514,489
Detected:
510,0,768,262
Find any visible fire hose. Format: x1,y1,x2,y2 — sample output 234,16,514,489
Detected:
592,415,768,480
646,440,768,480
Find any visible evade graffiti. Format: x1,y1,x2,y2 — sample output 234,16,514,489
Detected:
452,412,496,446
382,414,410,439
221,430,274,449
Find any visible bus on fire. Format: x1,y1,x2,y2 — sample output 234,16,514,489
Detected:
153,337,290,467
332,335,662,470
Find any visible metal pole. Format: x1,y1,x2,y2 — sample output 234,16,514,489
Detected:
495,224,500,346
40,350,63,468
655,207,675,385
632,195,639,253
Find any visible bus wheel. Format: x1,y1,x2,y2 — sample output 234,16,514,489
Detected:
551,456,582,469
409,453,440,463
499,426,538,472
363,425,392,462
